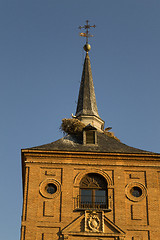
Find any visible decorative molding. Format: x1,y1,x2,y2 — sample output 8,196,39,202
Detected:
73,169,113,187
125,182,147,202
43,201,54,217
129,173,140,179
39,178,61,199
21,226,26,240
80,173,107,189
22,167,30,221
131,204,142,220
45,170,56,176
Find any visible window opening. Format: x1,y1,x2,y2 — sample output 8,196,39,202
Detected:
130,186,142,198
79,173,108,209
46,183,57,194
86,131,95,144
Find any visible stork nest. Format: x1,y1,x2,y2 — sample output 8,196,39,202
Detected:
104,130,120,142
60,118,120,142
60,118,86,135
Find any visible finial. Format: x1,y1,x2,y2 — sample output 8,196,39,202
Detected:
79,20,96,52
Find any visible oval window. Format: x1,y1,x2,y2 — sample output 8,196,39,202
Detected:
130,186,142,198
46,183,57,194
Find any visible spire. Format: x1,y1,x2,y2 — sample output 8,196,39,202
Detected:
75,21,104,131
76,52,100,118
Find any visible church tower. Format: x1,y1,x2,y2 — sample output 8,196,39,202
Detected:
20,21,160,240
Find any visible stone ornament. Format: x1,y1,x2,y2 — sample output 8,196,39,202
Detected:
85,210,104,233
88,215,100,232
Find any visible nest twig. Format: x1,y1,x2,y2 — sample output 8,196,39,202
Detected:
104,131,120,142
60,118,85,135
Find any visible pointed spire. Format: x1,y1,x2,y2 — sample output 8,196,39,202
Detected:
76,52,99,118
75,51,104,131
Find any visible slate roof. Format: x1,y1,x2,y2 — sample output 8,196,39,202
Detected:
28,132,152,154
75,52,100,119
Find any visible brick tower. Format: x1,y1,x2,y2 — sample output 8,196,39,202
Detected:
20,22,160,240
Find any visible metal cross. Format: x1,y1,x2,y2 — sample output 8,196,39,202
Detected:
79,20,96,44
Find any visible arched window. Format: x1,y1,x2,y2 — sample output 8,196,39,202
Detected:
79,173,108,209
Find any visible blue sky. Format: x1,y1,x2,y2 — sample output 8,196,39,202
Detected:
0,1,160,239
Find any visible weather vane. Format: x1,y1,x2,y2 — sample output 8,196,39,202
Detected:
79,20,96,52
